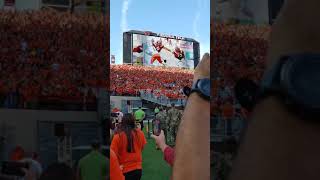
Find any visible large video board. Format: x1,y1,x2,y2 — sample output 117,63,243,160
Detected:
128,32,197,69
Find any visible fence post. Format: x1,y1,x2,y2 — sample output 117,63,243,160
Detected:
147,119,150,139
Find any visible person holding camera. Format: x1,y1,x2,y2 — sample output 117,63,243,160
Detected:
151,130,175,167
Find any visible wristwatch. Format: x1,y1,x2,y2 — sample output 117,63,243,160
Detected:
234,78,259,111
259,53,320,119
183,78,210,101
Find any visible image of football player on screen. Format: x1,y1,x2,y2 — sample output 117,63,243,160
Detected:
173,46,185,60
133,45,143,53
150,38,171,65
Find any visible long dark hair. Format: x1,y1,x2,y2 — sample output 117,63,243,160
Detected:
120,113,137,153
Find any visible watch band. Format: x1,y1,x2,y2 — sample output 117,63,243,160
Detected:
188,79,210,101
189,89,210,101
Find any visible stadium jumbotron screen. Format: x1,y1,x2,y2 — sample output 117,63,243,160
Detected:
123,31,200,69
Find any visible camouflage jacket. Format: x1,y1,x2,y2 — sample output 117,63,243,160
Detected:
166,108,182,127
156,111,167,126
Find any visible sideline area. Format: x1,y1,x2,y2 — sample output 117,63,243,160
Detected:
142,123,171,180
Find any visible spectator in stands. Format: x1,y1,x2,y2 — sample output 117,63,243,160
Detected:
0,10,105,110
111,114,147,180
77,140,107,180
211,22,270,179
211,22,270,180
110,65,193,99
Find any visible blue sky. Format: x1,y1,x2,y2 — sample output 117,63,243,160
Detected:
110,0,210,64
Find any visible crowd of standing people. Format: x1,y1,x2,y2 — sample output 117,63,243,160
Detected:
211,23,270,128
0,10,106,107
211,23,270,180
110,65,193,99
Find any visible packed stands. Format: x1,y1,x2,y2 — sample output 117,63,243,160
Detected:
211,23,271,180
212,23,270,121
0,10,106,110
110,65,194,100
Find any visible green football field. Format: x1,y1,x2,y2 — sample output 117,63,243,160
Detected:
141,124,172,180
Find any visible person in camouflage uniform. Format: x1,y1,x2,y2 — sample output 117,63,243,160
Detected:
155,106,168,142
166,103,183,146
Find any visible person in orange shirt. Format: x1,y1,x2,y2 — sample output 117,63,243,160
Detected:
110,149,125,180
111,114,147,180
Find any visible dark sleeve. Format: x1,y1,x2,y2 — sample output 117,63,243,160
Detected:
164,146,175,167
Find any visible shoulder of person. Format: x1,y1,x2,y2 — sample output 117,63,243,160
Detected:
136,129,146,136
136,129,143,133
78,156,85,167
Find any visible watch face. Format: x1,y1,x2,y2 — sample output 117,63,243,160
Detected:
198,78,211,97
183,86,191,96
234,78,258,111
285,54,320,110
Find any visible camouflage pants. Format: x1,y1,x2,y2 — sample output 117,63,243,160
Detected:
167,126,178,146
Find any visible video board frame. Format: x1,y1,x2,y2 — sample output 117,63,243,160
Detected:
123,30,200,69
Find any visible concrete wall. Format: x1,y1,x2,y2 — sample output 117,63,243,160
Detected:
110,96,141,109
0,109,97,160
0,0,41,10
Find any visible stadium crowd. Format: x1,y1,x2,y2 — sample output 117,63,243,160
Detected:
211,23,270,180
110,65,194,99
212,23,270,122
0,10,106,108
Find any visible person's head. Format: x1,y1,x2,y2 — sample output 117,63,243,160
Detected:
39,163,74,180
122,113,135,129
171,103,175,108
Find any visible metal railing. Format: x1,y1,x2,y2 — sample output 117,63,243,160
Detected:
139,90,186,106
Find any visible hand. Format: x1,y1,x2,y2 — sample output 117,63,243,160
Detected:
151,130,168,152
194,53,210,83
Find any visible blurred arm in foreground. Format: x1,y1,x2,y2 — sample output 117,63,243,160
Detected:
230,0,320,180
172,53,210,180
